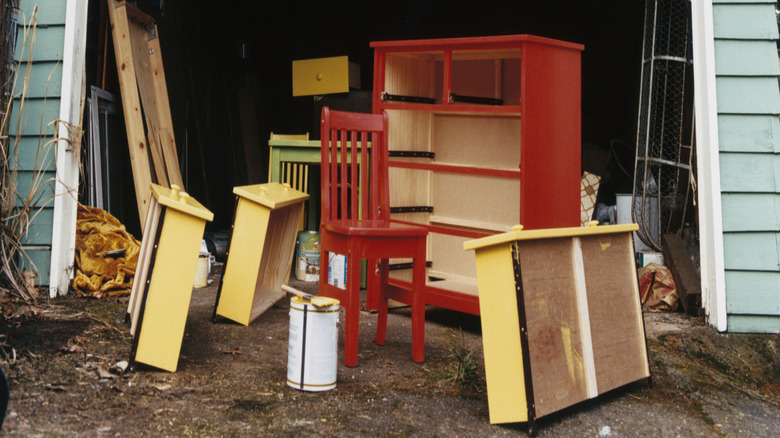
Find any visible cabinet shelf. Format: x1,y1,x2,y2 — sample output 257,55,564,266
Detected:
378,102,522,115
388,160,521,179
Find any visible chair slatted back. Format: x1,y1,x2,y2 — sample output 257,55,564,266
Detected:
320,107,389,224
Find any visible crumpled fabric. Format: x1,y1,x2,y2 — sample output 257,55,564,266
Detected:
73,204,140,297
638,262,679,312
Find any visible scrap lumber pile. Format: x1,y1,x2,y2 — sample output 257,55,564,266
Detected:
107,0,183,227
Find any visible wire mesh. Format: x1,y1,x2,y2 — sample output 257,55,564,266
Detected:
633,0,693,251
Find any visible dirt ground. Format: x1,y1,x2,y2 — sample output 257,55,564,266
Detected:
0,268,778,437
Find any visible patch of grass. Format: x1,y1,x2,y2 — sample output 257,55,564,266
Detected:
432,329,485,397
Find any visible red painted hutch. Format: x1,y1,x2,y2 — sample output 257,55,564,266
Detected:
370,34,583,314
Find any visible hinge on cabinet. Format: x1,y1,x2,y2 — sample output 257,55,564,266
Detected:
389,151,435,159
389,261,433,271
390,206,433,214
381,92,436,105
449,92,503,106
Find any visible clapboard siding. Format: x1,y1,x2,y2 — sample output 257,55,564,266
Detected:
717,114,780,153
716,77,780,114
725,271,780,313
17,207,54,245
727,315,780,333
714,0,780,333
7,2,68,286
718,152,779,192
10,137,56,172
8,97,61,137
722,232,780,271
712,4,779,40
12,62,63,98
16,247,52,288
721,193,780,231
14,25,65,62
12,170,56,208
714,40,780,76
19,0,66,25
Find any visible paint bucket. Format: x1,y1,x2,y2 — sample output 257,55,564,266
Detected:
287,296,340,391
295,231,320,282
194,240,209,288
327,253,347,289
636,250,664,269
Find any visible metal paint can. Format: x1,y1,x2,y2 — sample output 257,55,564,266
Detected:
287,296,339,391
295,231,320,282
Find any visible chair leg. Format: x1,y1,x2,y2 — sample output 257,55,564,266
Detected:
365,258,380,311
343,250,363,368
375,259,389,346
411,237,426,363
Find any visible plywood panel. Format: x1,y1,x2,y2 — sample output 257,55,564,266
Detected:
431,172,520,227
580,233,650,393
433,114,521,167
517,238,589,418
429,233,477,281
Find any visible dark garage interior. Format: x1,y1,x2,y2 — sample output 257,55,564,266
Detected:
85,0,646,237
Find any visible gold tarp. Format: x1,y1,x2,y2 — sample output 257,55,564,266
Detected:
73,204,140,297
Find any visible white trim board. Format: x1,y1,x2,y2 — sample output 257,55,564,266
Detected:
49,0,88,297
691,0,728,331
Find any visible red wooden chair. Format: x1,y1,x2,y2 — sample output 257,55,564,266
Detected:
319,107,427,367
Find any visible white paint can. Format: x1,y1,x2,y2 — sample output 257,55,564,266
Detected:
327,253,347,289
287,296,340,391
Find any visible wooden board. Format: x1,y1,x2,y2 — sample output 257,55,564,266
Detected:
580,233,650,394
517,238,590,418
107,0,183,227
128,196,161,335
662,233,702,315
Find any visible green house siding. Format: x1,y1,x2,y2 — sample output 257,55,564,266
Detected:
9,0,67,286
713,0,780,333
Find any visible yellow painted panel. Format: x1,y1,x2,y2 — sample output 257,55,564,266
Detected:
233,182,309,210
463,223,640,251
474,243,528,424
293,56,351,96
150,183,214,222
134,209,207,372
216,198,272,325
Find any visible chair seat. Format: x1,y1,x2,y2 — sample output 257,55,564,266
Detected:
323,220,427,237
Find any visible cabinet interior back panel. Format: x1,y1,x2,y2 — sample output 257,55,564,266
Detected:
385,54,437,99
388,110,432,151
432,172,520,227
389,167,431,219
452,59,500,99
429,232,477,281
433,114,521,167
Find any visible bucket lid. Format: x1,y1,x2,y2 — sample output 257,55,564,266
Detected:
291,295,339,308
